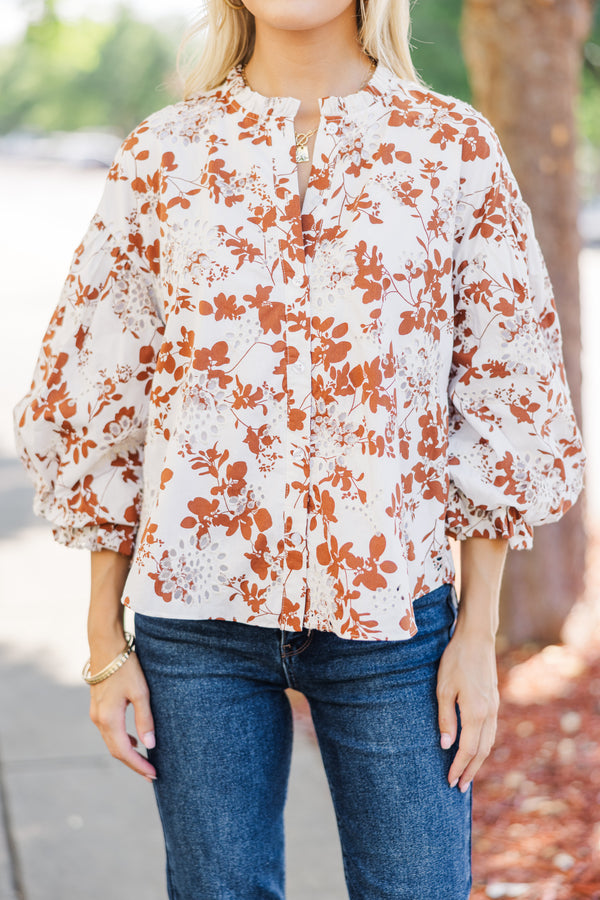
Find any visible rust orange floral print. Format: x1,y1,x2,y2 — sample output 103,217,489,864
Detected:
14,64,585,639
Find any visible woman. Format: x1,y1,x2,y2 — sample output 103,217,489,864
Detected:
14,1,585,897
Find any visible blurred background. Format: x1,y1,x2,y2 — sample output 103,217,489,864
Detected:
0,2,599,899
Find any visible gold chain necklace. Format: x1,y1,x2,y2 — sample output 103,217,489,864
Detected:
293,126,320,164
240,60,377,164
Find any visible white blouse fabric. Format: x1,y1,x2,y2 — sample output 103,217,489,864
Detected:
14,63,585,640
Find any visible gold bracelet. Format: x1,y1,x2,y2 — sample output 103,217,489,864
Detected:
82,633,136,685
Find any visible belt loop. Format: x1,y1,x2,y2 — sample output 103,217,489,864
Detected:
280,629,291,655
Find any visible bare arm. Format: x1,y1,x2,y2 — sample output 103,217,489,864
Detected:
88,549,156,781
88,548,131,665
437,537,508,792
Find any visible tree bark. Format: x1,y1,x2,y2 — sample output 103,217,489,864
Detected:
460,0,594,644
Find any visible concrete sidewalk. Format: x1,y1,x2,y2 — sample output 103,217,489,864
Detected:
0,471,347,900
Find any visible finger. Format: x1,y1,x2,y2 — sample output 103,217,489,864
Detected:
100,719,157,781
105,726,157,781
92,701,156,780
457,716,498,792
437,684,458,751
447,719,482,788
131,681,156,751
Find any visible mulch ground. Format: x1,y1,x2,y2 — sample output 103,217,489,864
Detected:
470,642,600,899
470,526,600,900
291,526,600,900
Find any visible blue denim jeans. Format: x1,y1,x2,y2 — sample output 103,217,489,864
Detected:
134,584,471,900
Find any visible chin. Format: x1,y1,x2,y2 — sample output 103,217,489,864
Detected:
241,0,356,32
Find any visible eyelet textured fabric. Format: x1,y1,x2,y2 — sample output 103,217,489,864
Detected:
14,63,585,640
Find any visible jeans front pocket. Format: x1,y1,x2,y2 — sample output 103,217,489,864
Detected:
446,583,459,638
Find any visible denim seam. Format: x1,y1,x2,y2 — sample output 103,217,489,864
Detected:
280,655,296,689
465,784,474,899
279,631,297,688
153,783,182,900
307,752,355,898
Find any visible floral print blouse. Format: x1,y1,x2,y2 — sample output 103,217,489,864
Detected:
14,63,585,640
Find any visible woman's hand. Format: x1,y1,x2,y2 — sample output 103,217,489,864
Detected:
437,536,508,792
89,648,157,783
436,623,499,792
87,548,156,782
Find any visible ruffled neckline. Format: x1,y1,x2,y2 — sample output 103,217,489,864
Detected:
222,61,400,118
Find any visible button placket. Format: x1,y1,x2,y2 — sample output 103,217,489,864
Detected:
271,117,315,625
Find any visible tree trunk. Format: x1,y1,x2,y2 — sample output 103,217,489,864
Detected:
460,0,594,645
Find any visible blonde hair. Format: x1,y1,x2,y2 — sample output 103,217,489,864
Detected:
180,0,419,99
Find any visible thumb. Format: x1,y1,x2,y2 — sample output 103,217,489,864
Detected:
437,686,458,750
132,689,155,751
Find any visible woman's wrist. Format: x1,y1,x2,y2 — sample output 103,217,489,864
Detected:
88,624,129,671
87,600,125,640
455,537,507,642
87,597,127,669
83,633,135,684
453,611,498,644
454,587,500,642
87,548,131,665
88,620,126,645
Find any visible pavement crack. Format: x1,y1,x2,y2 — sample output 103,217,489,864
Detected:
0,742,27,900
4,755,110,773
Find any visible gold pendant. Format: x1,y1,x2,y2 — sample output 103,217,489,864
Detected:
295,142,309,164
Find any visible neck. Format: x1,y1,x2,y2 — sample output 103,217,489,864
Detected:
243,10,373,118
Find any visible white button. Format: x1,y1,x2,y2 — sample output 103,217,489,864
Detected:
292,448,304,460
293,361,305,372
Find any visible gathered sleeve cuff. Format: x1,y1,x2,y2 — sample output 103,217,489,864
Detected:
445,485,533,550
445,113,586,547
52,523,137,556
13,127,165,550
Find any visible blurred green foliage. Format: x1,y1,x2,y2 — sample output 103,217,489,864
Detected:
0,5,180,135
411,0,471,100
580,4,600,151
